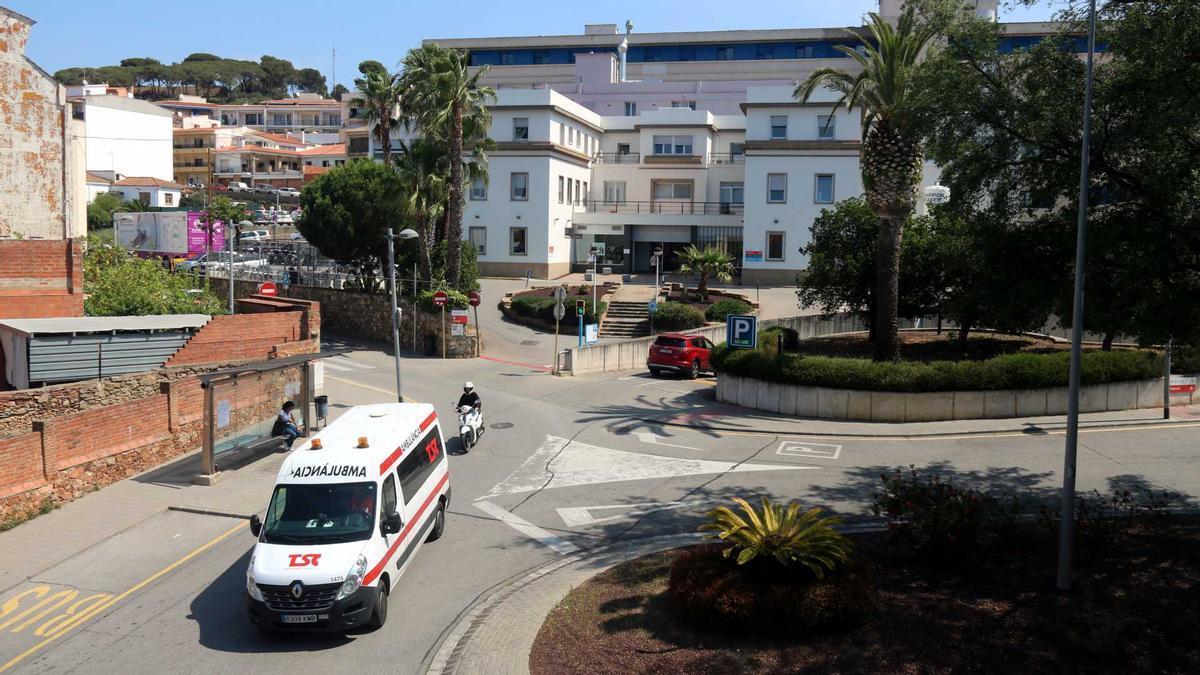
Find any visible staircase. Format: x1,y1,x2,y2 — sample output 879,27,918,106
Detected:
600,300,651,338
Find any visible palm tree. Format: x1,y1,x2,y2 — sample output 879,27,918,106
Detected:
676,245,735,302
357,69,401,165
399,44,495,289
395,139,448,283
795,8,935,362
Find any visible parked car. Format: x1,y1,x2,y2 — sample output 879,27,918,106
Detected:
647,333,715,379
239,229,271,243
276,187,300,198
211,183,228,192
253,184,278,195
288,232,306,242
177,252,269,274
227,181,251,193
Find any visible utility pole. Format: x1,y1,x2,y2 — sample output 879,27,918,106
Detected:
386,228,403,402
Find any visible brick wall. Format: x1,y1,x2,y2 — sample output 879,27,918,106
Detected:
165,312,302,367
0,433,43,500
0,239,84,319
35,396,170,473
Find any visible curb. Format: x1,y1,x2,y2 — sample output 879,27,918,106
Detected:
628,413,1200,440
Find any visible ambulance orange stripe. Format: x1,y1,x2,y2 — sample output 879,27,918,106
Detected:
363,472,449,586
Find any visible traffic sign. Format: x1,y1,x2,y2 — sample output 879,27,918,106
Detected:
584,324,599,345
553,302,566,321
451,309,469,325
727,314,757,349
257,281,278,297
553,286,568,302
647,300,658,313
468,290,482,307
432,291,449,307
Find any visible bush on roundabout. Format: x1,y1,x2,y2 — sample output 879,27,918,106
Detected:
667,498,875,635
704,298,753,322
710,343,1162,393
652,301,706,331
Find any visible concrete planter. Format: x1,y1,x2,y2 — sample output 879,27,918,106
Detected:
714,375,1182,422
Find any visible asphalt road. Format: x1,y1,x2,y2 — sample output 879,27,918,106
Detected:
3,346,1197,674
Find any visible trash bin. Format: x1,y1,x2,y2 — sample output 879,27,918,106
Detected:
315,395,329,419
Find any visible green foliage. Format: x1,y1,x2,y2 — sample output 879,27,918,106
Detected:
674,245,735,302
700,498,851,579
872,466,1020,563
511,293,605,326
297,160,404,293
757,326,801,352
86,193,126,231
83,237,224,316
417,289,470,312
704,298,752,322
652,301,706,331
711,346,1162,393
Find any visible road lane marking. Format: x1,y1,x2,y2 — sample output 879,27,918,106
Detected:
478,435,814,500
473,501,579,555
633,432,702,452
0,520,247,673
557,499,716,527
324,375,415,403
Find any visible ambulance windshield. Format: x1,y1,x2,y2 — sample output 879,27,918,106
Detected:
261,482,377,545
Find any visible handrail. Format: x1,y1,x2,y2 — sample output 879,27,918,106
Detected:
707,153,746,165
592,152,641,164
581,200,744,215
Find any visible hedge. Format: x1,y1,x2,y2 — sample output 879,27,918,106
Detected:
417,289,470,312
652,301,706,331
710,346,1162,393
510,294,606,325
704,298,753,322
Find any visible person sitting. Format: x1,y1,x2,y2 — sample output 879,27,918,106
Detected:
271,400,303,448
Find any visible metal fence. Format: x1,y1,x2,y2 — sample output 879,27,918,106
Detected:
580,200,745,215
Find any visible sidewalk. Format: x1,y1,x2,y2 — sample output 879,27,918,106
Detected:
634,400,1200,439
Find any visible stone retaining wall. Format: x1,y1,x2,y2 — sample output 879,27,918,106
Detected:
715,375,1193,422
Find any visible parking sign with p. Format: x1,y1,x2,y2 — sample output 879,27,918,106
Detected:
727,315,757,349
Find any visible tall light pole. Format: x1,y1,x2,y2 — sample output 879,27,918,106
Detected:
1057,0,1099,593
386,227,419,402
233,219,254,313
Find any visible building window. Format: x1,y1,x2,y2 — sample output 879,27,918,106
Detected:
770,115,788,140
511,172,528,201
671,101,697,110
652,134,694,155
559,124,565,145
245,113,262,125
730,142,745,159
652,181,693,200
716,46,735,61
500,52,516,65
643,47,662,62
138,192,151,204
575,179,582,205
796,44,815,59
617,143,631,155
719,181,744,205
192,138,204,148
469,227,487,255
678,45,696,61
513,117,529,141
164,193,174,206
510,227,527,255
603,181,626,203
817,115,836,139
470,177,487,200
766,232,785,261
558,176,564,203
815,174,835,203
582,181,588,202
349,136,369,154
624,101,637,116
566,178,572,204
532,51,547,65
756,44,775,60
327,114,341,126
767,173,787,203
271,114,291,126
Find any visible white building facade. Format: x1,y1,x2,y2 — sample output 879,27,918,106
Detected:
78,95,174,185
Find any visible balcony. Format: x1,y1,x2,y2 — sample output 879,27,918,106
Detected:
581,200,744,216
708,153,746,165
593,152,640,164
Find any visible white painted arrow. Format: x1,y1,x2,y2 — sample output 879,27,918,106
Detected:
557,499,715,527
633,431,702,452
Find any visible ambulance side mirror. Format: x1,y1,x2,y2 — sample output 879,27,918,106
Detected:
249,514,262,537
381,512,402,535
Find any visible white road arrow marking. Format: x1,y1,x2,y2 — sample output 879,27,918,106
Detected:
473,501,579,554
478,435,814,500
633,432,702,452
557,499,715,528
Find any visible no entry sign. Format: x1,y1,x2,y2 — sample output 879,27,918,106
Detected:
432,291,449,307
468,290,482,307
258,281,278,297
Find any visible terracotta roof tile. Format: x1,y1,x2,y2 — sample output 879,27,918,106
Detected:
298,143,346,156
112,177,184,188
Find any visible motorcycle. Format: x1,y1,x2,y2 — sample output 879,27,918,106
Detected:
456,404,483,451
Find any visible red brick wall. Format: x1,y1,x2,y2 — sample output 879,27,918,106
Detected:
163,377,204,431
165,312,302,367
0,432,44,500
0,239,83,319
34,395,170,473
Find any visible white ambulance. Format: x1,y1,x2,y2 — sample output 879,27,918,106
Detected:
245,402,450,632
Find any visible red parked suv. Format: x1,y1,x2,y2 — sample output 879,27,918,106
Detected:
647,333,715,378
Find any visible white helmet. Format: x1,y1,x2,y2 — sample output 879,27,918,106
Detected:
463,381,474,393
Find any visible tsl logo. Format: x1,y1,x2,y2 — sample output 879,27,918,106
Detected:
288,553,322,567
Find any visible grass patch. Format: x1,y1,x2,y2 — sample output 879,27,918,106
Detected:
0,497,58,533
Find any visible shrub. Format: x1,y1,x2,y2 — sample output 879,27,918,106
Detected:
871,466,1019,562
700,498,851,579
417,289,469,312
1037,486,1181,546
668,544,875,636
509,293,605,325
704,298,752,322
758,326,801,352
652,301,705,331
84,238,225,316
712,347,1161,392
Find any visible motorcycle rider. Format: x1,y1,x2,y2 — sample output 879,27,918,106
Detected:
457,381,481,413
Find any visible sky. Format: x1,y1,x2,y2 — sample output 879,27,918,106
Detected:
6,0,1061,90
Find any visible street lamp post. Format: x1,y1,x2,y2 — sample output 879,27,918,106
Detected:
233,220,254,313
1057,0,1099,592
386,228,419,402
652,246,663,301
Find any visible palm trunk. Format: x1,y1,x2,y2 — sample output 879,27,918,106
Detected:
1102,332,1115,351
699,272,709,302
379,122,391,166
418,220,434,286
445,101,465,289
873,215,903,362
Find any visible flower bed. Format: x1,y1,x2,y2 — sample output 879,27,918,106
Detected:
499,284,610,335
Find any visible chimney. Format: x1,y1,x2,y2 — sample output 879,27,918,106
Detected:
618,37,629,83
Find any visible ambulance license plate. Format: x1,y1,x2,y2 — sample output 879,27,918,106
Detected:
281,614,318,624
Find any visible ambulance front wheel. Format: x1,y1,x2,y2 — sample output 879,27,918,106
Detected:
368,582,388,630
427,502,446,542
